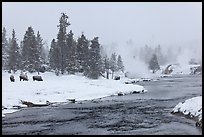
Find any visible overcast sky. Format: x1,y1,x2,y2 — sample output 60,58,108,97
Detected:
2,2,202,49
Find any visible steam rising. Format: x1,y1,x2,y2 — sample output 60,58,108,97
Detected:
103,39,202,78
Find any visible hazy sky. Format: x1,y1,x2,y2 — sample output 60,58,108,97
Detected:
2,2,202,48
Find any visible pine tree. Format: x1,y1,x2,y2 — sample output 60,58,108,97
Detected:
21,26,40,72
56,13,70,74
154,44,166,65
148,54,160,73
103,54,110,79
76,33,89,73
66,30,77,74
86,37,102,79
42,42,50,65
117,55,124,72
2,27,9,69
36,31,46,65
8,29,21,73
49,39,61,72
110,52,117,79
139,45,154,64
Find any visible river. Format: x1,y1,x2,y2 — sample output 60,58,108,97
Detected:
2,74,202,135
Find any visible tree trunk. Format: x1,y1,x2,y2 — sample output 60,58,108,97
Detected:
106,70,109,79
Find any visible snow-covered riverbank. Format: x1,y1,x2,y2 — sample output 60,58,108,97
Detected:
172,96,202,127
2,71,146,117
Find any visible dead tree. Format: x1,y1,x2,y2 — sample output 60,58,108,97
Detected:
21,100,50,107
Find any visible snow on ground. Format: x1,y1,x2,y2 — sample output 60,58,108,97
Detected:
172,96,202,121
2,70,146,116
123,64,200,80
160,64,201,75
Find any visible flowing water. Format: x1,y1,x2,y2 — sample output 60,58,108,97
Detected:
2,74,202,135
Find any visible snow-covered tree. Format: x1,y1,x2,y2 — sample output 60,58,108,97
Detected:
36,31,46,65
86,37,102,79
2,27,9,69
49,39,60,72
148,54,160,73
56,12,70,74
117,55,124,72
139,44,154,64
103,54,110,79
76,33,89,73
7,29,21,73
66,30,77,74
166,47,177,63
110,52,117,79
21,26,40,72
154,44,166,65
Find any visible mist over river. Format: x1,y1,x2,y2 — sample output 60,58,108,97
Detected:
2,74,202,135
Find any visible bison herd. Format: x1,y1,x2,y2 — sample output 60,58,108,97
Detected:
10,72,43,82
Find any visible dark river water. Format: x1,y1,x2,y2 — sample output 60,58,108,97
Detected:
2,74,202,135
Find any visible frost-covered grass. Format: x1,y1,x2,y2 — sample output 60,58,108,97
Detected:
172,96,202,121
2,70,146,117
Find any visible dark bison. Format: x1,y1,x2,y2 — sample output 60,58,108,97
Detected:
10,75,15,82
33,76,43,81
19,73,28,81
114,76,120,80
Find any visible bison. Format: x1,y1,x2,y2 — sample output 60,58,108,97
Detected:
114,76,120,80
33,76,43,81
19,73,28,81
10,75,15,82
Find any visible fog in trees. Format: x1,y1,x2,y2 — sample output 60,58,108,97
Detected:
2,11,201,79
2,27,9,70
7,29,21,73
56,13,71,74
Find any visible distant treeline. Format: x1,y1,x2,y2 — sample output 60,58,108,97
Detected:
2,13,125,79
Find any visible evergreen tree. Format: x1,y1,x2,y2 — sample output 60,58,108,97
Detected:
2,27,9,69
166,48,177,63
117,55,124,72
36,31,46,65
42,42,50,65
155,44,166,65
8,29,21,73
21,26,40,72
99,46,106,74
139,45,154,64
110,52,117,79
66,30,77,74
18,40,24,70
148,54,160,73
86,37,102,79
76,33,89,73
103,54,110,79
49,39,61,72
56,12,70,74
